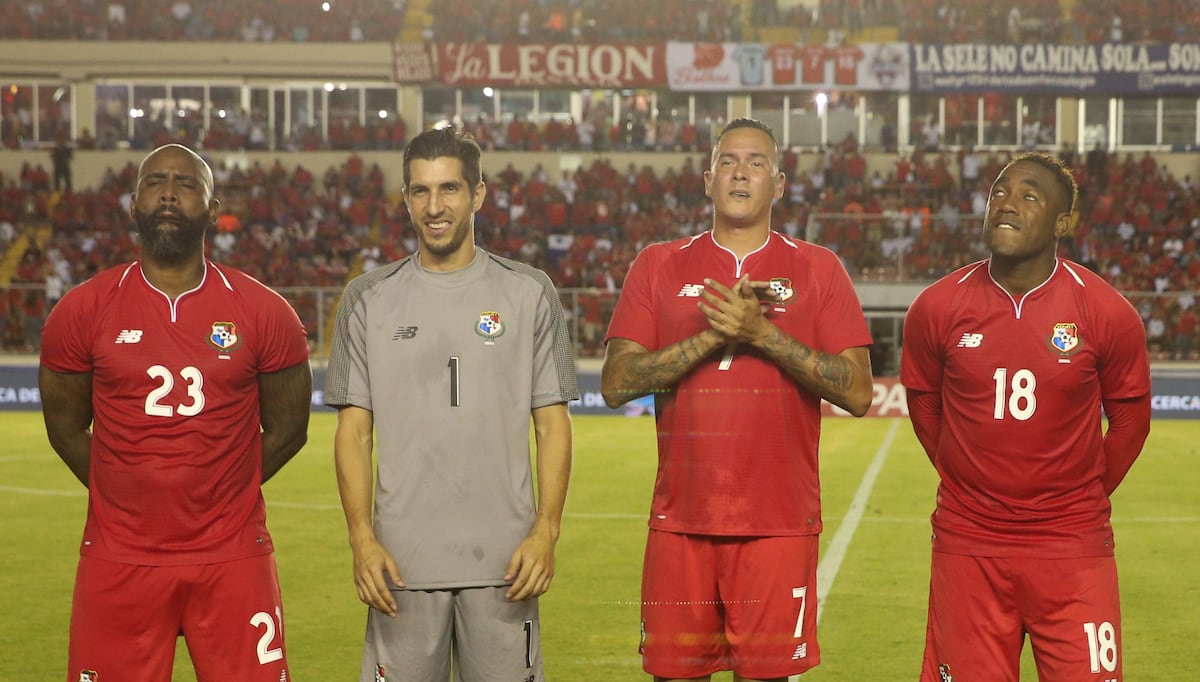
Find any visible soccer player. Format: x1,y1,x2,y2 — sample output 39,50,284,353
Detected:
601,118,874,682
325,126,577,681
39,143,312,682
901,152,1152,681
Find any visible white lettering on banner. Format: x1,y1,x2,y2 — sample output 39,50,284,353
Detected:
392,43,434,82
913,46,941,73
1168,44,1200,70
442,43,658,87
1152,395,1200,411
672,67,735,86
0,387,40,403
825,380,909,418
1100,44,1158,72
990,45,1018,72
1020,45,1100,73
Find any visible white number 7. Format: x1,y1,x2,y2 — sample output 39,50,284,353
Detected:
792,586,808,637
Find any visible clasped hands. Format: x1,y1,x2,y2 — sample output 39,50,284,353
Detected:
697,275,779,345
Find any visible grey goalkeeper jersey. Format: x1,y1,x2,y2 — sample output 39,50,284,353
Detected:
325,249,578,590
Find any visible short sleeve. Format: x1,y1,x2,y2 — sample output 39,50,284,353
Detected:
900,286,945,393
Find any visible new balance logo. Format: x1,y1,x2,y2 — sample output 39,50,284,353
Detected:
956,333,983,348
114,329,144,344
392,326,418,340
677,284,705,297
792,642,807,660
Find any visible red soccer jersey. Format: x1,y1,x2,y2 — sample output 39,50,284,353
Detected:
799,44,829,84
605,232,872,536
832,44,864,86
41,261,309,565
766,43,800,85
901,259,1150,559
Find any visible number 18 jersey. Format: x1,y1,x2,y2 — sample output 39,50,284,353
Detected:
901,259,1150,558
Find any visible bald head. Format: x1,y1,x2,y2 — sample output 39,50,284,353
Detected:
137,144,215,203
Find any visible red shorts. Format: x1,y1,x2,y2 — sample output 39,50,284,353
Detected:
640,530,820,679
922,552,1123,682
67,554,289,682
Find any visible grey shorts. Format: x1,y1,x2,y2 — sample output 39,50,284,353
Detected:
360,586,542,682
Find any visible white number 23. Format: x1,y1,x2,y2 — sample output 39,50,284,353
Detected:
144,365,206,417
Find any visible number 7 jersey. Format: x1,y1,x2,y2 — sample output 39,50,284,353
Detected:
901,259,1150,558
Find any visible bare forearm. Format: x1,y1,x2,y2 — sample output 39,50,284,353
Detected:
334,410,377,545
258,362,312,482
600,331,725,407
39,366,94,487
49,432,92,486
753,325,872,416
261,426,308,482
531,405,572,541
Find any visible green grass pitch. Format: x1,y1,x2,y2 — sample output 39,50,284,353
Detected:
1,412,1197,681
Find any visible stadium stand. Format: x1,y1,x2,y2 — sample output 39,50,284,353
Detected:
2,140,1196,359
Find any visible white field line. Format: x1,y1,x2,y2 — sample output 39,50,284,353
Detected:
815,419,901,627
3,484,1195,531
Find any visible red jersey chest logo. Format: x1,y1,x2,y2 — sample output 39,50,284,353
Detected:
207,321,242,352
766,277,795,304
1048,322,1081,357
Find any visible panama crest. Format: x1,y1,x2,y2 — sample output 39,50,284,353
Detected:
767,277,796,304
476,311,505,341
1049,322,1081,356
77,672,98,682
374,664,386,682
208,321,241,351
939,663,953,682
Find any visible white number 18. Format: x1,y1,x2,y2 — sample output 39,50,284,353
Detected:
992,367,1036,421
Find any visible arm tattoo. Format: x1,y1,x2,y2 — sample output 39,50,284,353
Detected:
762,326,856,402
605,332,721,402
813,354,854,393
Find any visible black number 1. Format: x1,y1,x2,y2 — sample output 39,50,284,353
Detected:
524,619,533,669
448,356,460,407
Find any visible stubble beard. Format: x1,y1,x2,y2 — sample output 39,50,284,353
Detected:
419,216,473,259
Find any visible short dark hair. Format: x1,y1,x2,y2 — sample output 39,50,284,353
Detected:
1008,152,1078,216
403,126,483,193
712,118,781,172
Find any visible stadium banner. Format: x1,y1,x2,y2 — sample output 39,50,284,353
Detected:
396,42,668,87
911,42,1200,94
392,42,437,83
5,365,1197,419
664,41,909,91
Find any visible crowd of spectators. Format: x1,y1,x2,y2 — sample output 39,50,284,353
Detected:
6,0,1200,45
0,0,407,42
0,152,387,352
2,141,1196,360
430,0,745,44
110,107,409,154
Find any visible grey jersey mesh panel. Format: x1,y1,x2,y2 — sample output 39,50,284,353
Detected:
484,252,579,406
324,250,577,589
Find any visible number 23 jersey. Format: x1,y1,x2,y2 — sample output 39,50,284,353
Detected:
901,259,1150,558
41,261,310,565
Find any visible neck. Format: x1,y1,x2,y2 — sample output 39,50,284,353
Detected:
712,223,771,259
140,254,207,299
419,245,478,273
989,253,1056,298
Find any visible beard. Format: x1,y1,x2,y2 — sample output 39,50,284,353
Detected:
418,216,474,259
133,207,209,265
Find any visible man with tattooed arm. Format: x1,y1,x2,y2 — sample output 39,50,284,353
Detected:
601,118,873,682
